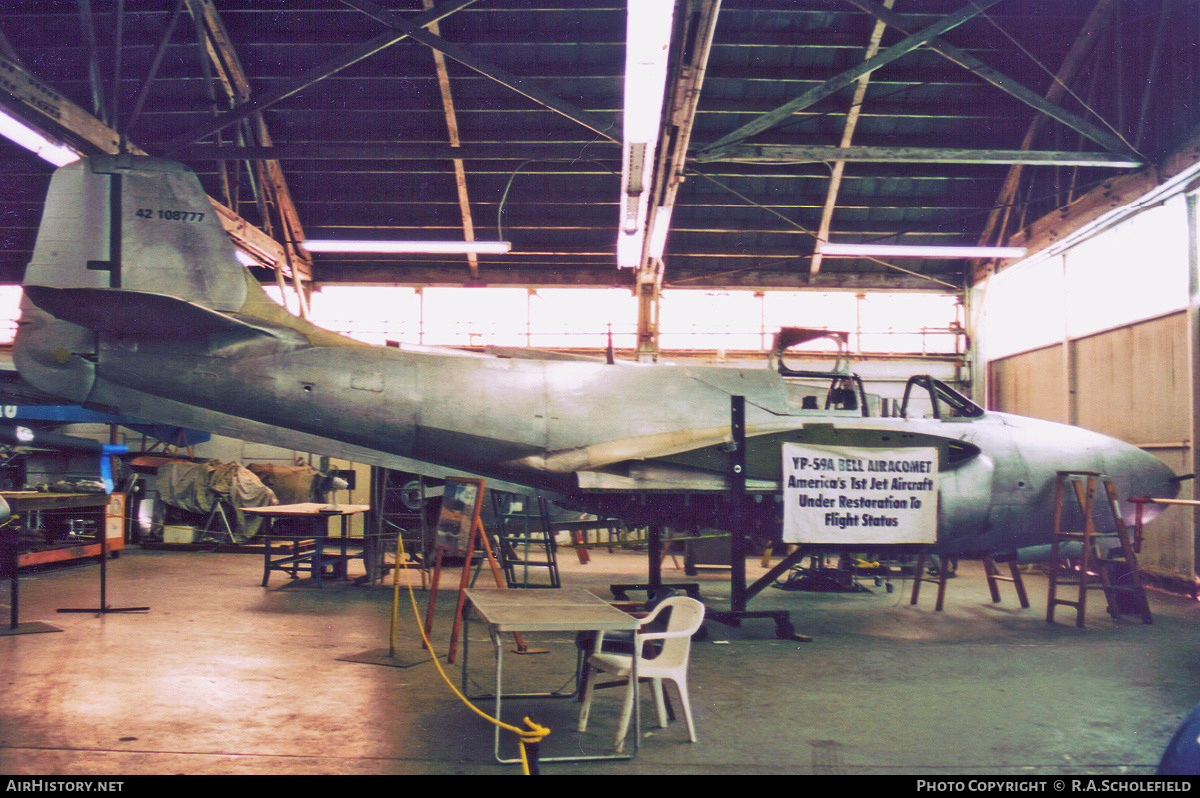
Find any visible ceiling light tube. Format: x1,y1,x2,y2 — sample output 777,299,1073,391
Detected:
617,0,676,268
301,240,512,255
818,242,1027,259
0,108,81,167
617,230,645,269
623,1,675,143
647,205,673,260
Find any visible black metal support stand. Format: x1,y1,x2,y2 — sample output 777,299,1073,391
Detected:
608,519,703,601
608,397,808,640
704,396,808,641
745,545,810,596
1,526,61,636
57,509,148,616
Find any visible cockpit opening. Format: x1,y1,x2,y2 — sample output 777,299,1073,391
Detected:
771,327,871,417
771,327,870,416
769,328,982,422
898,375,985,420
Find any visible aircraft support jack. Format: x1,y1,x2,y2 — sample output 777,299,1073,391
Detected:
608,398,808,641
610,398,808,641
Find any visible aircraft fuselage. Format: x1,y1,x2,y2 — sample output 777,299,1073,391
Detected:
66,323,1179,557
11,154,1182,559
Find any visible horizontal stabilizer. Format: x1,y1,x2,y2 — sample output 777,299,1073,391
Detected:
24,285,272,341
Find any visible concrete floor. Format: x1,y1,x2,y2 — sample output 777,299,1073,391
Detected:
1,543,1198,776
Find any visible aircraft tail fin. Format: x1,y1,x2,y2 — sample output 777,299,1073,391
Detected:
15,154,340,404
22,153,250,312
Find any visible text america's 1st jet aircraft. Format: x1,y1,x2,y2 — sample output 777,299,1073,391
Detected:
11,154,1182,566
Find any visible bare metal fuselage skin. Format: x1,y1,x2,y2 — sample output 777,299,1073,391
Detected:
13,156,1181,556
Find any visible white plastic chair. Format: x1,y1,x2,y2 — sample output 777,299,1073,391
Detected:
577,595,706,751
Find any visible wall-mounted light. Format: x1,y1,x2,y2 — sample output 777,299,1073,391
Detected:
301,240,512,255
0,108,81,167
817,242,1028,259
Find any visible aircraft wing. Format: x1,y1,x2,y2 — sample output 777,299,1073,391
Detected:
568,424,982,493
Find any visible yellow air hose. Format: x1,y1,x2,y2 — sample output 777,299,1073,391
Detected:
393,530,550,775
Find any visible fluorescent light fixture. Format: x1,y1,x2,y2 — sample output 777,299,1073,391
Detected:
0,108,81,167
617,230,644,269
647,205,673,260
817,242,1028,259
618,0,676,268
624,0,675,143
301,240,512,255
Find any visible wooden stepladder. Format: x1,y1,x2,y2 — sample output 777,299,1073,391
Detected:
982,555,1030,609
1047,471,1152,628
910,549,951,611
422,477,545,664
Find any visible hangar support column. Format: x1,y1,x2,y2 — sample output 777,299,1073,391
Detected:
636,257,664,362
1188,192,1200,581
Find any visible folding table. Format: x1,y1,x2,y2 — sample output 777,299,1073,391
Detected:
462,586,642,764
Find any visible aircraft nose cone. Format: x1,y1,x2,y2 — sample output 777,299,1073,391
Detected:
1122,448,1181,501
1106,443,1181,526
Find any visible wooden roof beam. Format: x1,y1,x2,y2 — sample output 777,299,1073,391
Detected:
340,0,618,143
186,0,313,287
810,0,893,277
418,0,479,279
976,0,1117,247
173,142,620,161
165,0,479,151
0,54,295,285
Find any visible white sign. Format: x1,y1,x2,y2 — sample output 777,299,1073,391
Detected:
781,443,939,545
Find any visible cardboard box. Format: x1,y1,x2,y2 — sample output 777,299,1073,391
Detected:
162,525,196,544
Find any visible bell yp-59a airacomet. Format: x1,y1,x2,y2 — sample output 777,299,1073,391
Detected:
12,155,1182,580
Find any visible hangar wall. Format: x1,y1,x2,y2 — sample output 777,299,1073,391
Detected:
974,192,1198,585
988,313,1193,580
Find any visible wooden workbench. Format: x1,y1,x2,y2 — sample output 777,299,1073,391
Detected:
243,502,371,587
3,491,125,569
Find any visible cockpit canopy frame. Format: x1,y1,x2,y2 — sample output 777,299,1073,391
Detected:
899,375,985,420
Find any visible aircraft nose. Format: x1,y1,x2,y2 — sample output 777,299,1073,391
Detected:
1117,447,1180,500
1105,441,1182,525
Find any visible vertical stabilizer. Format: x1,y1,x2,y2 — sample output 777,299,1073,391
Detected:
23,154,247,311
16,154,253,403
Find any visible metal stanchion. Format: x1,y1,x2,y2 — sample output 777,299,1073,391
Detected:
57,445,148,616
1,498,61,636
